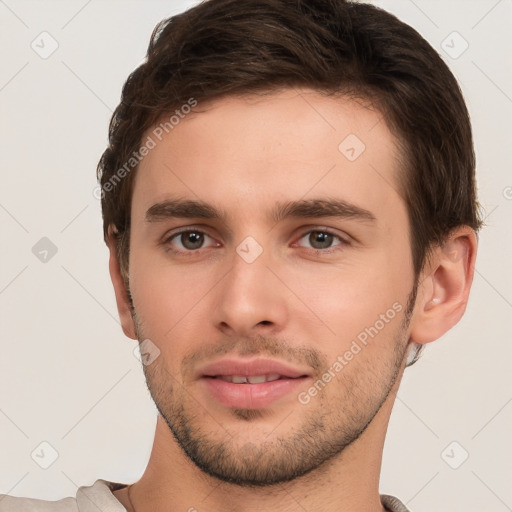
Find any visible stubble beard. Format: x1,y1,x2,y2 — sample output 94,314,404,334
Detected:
133,288,416,487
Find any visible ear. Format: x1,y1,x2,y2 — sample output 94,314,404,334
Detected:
106,226,137,340
409,226,478,344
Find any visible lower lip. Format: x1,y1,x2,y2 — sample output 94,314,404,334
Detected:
201,377,309,409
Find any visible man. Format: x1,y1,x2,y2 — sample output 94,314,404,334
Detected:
1,0,481,510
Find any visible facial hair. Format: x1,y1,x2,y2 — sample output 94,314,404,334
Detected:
133,286,417,487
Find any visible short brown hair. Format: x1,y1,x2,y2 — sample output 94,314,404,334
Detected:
97,0,482,283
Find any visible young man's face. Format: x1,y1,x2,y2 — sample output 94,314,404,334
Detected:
117,89,419,485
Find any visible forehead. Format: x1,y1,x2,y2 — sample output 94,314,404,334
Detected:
132,88,404,223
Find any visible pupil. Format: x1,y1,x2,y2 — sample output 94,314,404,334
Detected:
182,232,204,249
309,231,332,249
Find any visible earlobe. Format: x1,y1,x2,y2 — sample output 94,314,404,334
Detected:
409,227,477,345
107,226,137,340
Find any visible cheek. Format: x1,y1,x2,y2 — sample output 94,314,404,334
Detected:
285,253,412,352
129,250,220,341
128,222,414,366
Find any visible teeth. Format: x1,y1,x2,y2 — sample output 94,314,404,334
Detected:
218,374,282,384
247,375,266,384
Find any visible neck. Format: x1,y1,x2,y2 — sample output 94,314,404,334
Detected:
116,389,397,512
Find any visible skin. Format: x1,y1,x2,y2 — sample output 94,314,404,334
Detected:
108,89,477,512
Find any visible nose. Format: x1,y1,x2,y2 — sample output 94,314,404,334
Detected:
211,244,289,338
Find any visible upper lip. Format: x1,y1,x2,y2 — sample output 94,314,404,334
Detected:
198,358,310,379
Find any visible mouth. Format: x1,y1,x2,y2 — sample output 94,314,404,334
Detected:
198,358,311,410
212,374,288,384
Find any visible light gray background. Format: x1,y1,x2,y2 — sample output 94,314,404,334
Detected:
0,0,511,510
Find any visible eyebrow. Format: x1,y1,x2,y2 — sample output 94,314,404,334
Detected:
271,198,376,223
145,198,376,224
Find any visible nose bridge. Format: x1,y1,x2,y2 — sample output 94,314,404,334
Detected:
212,237,287,335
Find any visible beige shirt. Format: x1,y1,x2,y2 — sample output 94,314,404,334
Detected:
0,479,411,511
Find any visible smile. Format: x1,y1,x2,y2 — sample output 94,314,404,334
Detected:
214,374,285,384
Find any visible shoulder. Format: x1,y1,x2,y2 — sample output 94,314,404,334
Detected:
381,494,411,512
0,495,77,512
0,479,128,512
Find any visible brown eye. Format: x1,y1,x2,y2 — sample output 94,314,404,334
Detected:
309,231,334,249
180,231,204,250
168,230,216,251
296,230,345,251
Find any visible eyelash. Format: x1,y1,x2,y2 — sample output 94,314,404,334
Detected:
162,226,350,256
163,227,220,257
294,228,349,253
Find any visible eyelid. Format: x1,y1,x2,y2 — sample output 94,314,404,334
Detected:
162,225,351,254
162,225,217,241
294,226,352,245
162,225,221,252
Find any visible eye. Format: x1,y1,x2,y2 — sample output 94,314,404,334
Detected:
166,229,219,252
295,229,346,251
